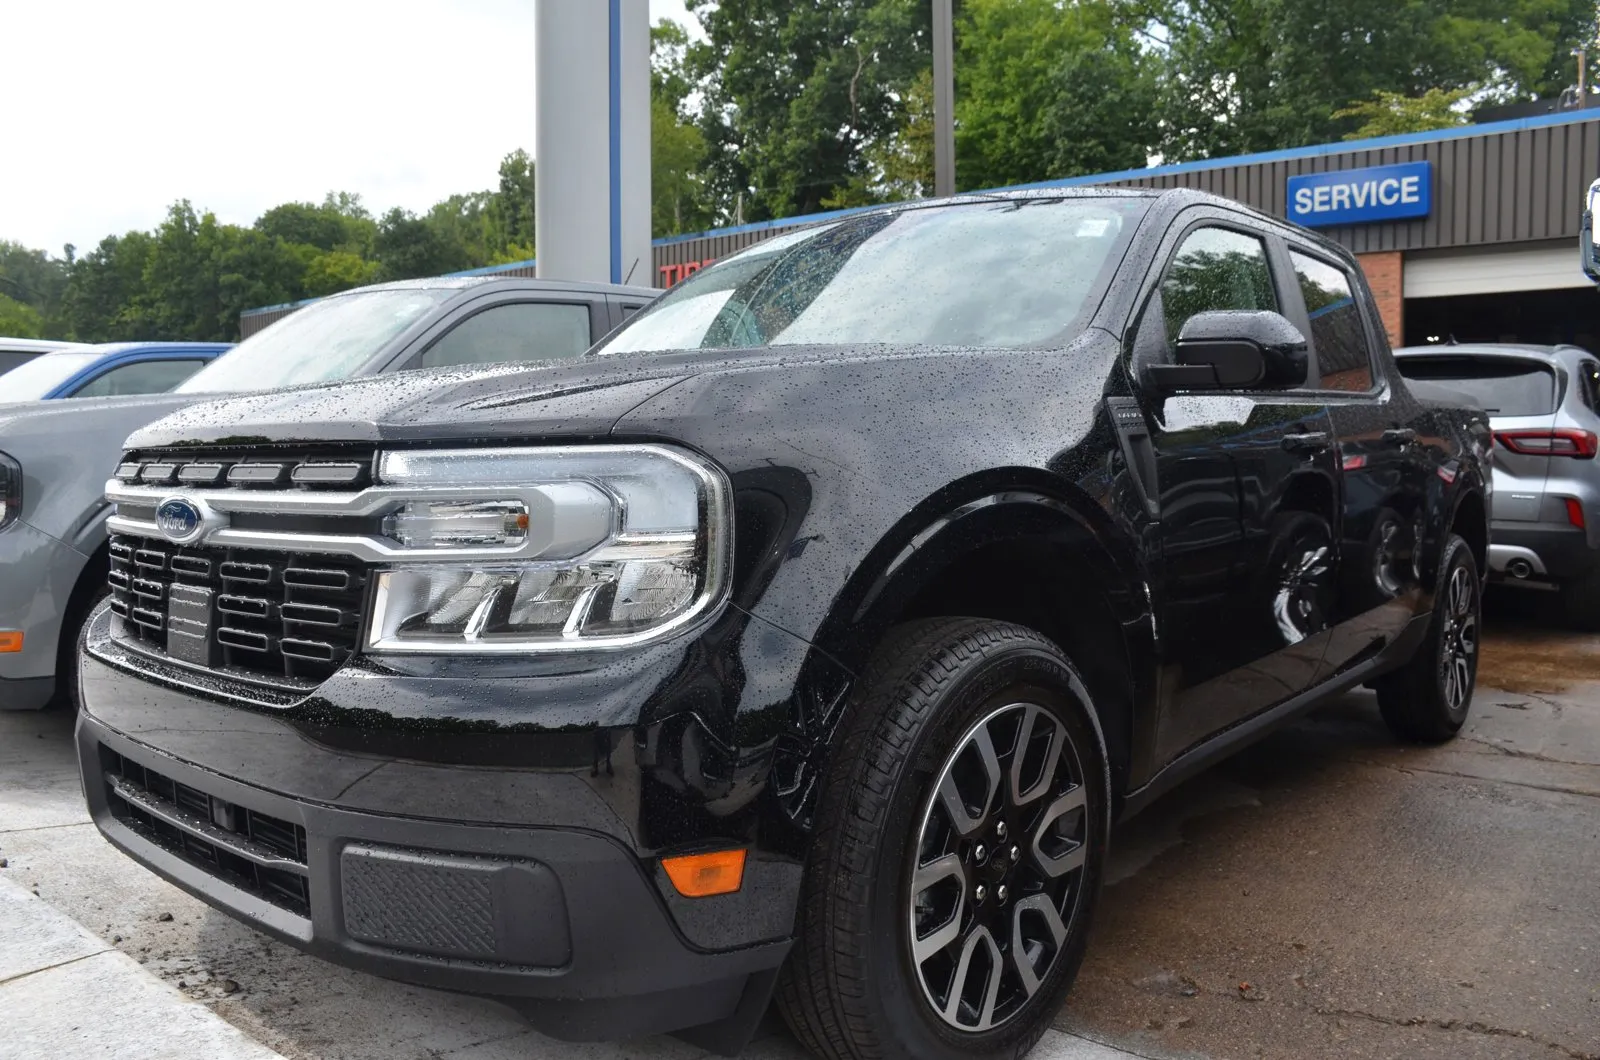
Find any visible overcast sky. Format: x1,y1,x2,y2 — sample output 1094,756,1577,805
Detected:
2,0,699,257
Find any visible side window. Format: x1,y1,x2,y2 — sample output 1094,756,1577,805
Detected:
1579,360,1600,411
620,303,646,319
70,359,207,398
1160,227,1276,347
419,303,592,370
1290,250,1373,392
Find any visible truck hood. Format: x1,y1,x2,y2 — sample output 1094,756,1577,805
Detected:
125,345,983,449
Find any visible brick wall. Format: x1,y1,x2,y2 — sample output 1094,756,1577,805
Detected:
1356,251,1404,348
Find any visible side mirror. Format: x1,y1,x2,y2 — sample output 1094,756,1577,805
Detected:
1146,310,1308,392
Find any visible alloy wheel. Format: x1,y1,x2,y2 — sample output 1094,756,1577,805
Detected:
1440,564,1478,711
907,701,1089,1033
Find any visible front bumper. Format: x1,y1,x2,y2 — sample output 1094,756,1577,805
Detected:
0,519,89,708
75,607,798,1043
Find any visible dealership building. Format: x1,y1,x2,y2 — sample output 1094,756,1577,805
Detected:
244,108,1600,348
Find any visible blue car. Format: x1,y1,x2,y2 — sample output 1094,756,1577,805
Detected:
0,342,231,403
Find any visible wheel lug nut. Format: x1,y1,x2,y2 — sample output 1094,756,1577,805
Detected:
1010,845,1020,861
974,884,987,902
996,822,1007,839
974,844,986,861
996,884,1008,902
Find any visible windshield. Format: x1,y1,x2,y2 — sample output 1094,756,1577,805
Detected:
596,197,1147,356
0,351,101,401
177,288,453,393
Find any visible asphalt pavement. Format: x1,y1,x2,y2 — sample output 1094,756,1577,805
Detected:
2,597,1596,1060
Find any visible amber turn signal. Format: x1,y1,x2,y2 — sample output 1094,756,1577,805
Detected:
661,849,746,898
0,631,22,653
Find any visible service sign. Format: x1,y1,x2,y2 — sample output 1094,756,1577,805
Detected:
1287,161,1432,228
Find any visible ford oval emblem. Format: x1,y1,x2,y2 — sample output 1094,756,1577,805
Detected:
155,498,204,543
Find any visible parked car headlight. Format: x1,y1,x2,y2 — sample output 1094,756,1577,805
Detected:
0,452,20,532
364,445,731,652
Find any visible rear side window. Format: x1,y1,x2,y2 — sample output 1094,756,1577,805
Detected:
1290,250,1372,392
1396,356,1556,416
1578,360,1600,411
420,302,592,370
70,359,208,398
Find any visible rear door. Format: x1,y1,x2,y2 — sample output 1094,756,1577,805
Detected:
1396,354,1559,522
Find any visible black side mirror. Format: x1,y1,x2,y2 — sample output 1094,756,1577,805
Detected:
1146,310,1308,392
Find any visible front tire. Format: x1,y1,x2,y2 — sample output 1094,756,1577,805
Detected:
777,618,1109,1060
1374,534,1480,743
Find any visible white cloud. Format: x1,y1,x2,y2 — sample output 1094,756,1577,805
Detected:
1,0,701,257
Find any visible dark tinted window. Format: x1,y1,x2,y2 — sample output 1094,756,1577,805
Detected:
1161,227,1276,346
0,352,37,376
420,303,592,369
1578,360,1600,411
1291,250,1372,391
1396,356,1556,416
71,359,208,398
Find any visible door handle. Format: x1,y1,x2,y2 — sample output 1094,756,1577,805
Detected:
1282,431,1331,453
1382,427,1417,446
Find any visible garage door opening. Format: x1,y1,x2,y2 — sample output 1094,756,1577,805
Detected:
1404,287,1600,349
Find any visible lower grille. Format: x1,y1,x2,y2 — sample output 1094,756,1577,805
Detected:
101,747,310,917
108,535,367,686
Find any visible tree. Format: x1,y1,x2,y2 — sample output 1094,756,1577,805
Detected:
0,241,69,334
485,149,537,261
0,293,43,337
954,0,1155,190
255,194,376,255
1334,88,1471,139
687,0,931,219
651,19,717,235
372,207,475,281
61,231,155,342
1138,0,1600,161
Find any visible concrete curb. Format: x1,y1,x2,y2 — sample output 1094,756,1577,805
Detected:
0,876,286,1060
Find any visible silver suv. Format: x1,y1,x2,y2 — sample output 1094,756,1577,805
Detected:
1395,343,1600,626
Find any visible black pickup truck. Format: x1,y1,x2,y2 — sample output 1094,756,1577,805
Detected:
78,189,1489,1060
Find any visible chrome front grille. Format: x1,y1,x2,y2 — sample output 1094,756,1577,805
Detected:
114,447,374,491
108,535,367,686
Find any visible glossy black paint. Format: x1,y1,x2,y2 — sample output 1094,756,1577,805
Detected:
81,188,1488,1043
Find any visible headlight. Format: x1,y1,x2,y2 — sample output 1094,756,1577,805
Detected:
0,452,20,532
364,445,731,653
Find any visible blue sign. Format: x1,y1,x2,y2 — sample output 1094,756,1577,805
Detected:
1287,161,1432,228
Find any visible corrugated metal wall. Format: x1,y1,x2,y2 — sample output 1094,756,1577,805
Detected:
240,115,1600,337
1101,119,1600,253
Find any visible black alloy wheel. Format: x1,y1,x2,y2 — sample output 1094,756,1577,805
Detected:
909,701,1089,1032
1375,533,1480,743
777,618,1109,1060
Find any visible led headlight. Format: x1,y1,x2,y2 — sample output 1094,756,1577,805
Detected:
364,445,730,652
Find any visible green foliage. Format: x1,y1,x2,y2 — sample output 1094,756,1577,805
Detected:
0,293,43,337
954,0,1155,189
687,0,931,219
1142,0,1599,160
1334,88,1472,139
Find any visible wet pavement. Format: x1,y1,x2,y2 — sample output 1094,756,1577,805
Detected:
1059,592,1600,1060
2,592,1597,1060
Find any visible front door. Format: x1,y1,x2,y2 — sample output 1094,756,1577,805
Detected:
1136,222,1343,763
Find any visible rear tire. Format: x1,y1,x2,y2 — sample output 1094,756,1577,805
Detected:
776,618,1109,1060
1558,566,1600,631
1374,534,1479,743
